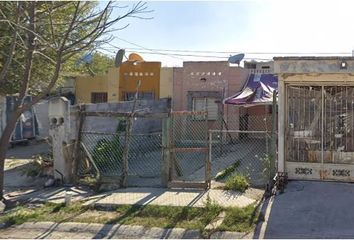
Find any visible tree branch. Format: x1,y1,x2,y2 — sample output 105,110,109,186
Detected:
0,2,20,84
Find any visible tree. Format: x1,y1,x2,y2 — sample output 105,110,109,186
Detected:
0,1,150,199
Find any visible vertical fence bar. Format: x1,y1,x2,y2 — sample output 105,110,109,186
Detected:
161,115,171,187
72,105,85,183
207,131,212,188
122,116,132,187
270,90,277,181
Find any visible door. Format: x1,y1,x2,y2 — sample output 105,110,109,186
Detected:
286,85,354,181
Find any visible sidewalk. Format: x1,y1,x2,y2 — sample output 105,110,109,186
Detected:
85,187,261,209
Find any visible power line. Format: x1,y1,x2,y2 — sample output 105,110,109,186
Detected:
110,38,353,55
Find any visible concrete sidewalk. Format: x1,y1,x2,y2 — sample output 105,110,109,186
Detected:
0,221,249,239
85,187,260,209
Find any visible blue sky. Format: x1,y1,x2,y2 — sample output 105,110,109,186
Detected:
99,0,354,66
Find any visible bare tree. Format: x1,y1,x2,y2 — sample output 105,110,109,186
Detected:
0,1,150,199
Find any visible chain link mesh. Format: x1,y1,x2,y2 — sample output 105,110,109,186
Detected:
170,112,208,182
210,114,276,187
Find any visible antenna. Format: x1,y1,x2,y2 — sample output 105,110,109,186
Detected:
228,53,245,66
115,49,125,67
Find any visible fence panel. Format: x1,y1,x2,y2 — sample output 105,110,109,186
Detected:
170,111,209,186
210,130,272,187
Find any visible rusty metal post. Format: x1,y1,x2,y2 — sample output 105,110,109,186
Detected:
72,105,85,183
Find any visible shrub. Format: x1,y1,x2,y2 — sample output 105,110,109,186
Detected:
224,174,249,193
92,136,123,172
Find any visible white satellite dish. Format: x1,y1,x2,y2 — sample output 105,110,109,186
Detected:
115,49,125,67
228,53,245,66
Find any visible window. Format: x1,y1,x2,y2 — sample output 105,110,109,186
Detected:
192,97,218,120
91,92,108,103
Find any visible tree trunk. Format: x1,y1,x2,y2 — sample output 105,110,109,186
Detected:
0,110,21,200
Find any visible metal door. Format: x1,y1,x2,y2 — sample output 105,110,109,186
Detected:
286,85,354,181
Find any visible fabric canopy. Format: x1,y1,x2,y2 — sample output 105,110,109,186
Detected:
223,73,278,106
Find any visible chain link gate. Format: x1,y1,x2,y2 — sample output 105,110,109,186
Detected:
168,111,211,189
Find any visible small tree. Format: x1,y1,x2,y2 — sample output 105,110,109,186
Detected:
0,1,150,199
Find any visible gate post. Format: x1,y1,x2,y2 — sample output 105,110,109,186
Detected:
161,114,171,187
270,90,277,181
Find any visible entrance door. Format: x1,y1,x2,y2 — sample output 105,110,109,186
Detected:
286,85,354,181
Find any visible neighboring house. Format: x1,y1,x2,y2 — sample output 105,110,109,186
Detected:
75,53,173,104
225,61,277,132
172,61,249,129
275,56,354,183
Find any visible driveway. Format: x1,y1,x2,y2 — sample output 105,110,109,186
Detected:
264,181,354,239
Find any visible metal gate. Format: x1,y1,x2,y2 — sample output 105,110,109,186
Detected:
168,111,211,189
286,84,354,181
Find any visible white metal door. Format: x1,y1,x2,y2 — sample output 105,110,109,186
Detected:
286,85,354,181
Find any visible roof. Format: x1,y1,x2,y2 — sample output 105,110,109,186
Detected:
223,73,278,106
273,56,354,61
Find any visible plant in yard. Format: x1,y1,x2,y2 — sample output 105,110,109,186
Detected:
224,174,249,193
92,135,123,172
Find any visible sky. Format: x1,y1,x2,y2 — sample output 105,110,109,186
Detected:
98,0,354,67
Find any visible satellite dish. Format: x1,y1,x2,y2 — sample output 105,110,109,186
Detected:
228,53,245,65
128,53,144,62
115,49,125,67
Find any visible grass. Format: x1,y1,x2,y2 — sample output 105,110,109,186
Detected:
0,202,88,225
0,200,259,234
218,204,258,233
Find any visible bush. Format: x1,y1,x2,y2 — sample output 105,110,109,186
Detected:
224,174,249,193
92,136,123,171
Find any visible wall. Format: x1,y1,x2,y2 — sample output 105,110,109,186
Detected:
82,98,171,134
119,61,161,100
75,74,108,103
33,100,50,139
172,61,249,129
107,67,120,102
160,67,173,98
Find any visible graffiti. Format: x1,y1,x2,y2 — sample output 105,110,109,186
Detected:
295,168,313,175
332,169,350,177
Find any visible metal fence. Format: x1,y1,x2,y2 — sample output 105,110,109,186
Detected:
169,111,210,187
209,114,277,188
77,114,165,188
76,108,277,190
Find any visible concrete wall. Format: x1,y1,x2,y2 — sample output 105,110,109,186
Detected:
82,98,171,134
33,100,50,139
160,67,173,98
172,61,249,129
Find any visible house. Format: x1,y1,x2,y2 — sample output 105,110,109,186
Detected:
275,56,354,182
172,61,249,130
75,53,173,104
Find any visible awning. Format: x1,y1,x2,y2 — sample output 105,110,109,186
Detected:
223,73,278,106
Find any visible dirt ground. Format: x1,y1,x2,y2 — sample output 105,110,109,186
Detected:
4,142,51,199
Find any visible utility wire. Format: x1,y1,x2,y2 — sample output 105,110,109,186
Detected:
108,37,353,56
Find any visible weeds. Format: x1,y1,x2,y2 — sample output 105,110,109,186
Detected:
224,174,249,193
